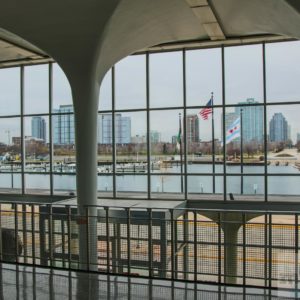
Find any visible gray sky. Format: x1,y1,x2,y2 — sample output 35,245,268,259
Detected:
1,41,300,144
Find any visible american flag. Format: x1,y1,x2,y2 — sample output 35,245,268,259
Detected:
199,97,213,120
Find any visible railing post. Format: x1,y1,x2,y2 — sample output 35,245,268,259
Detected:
62,209,66,268
295,214,298,296
39,205,47,266
116,222,121,273
14,204,19,263
67,205,72,269
193,211,197,282
105,207,110,273
174,212,178,279
264,214,268,289
183,211,189,280
268,214,272,289
170,209,175,280
0,204,2,261
48,204,53,267
31,204,36,265
126,208,131,275
22,204,27,263
242,213,246,287
160,213,167,278
148,208,153,278
218,212,222,284
86,206,90,271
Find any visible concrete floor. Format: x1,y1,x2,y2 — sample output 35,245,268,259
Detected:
0,264,297,299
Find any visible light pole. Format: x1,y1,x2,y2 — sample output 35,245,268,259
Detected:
240,109,244,195
5,130,13,189
179,113,183,194
5,129,10,146
136,135,139,162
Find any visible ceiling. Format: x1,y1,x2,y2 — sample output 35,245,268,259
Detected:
0,0,299,70
0,29,52,68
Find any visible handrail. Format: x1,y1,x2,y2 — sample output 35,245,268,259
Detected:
0,201,299,290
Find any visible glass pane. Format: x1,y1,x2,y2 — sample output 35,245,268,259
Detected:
150,109,184,174
267,104,299,173
99,69,112,111
187,175,224,199
186,48,222,106
268,176,300,198
116,175,147,198
225,44,263,104
244,176,264,196
151,175,184,198
227,176,264,201
115,55,146,110
53,63,72,110
0,174,21,194
225,105,264,174
187,108,223,174
25,174,50,194
0,67,20,116
53,174,76,195
0,117,21,170
52,113,76,173
24,65,49,114
97,175,113,197
115,111,146,167
266,41,300,103
24,116,49,172
150,51,183,108
226,176,241,197
98,113,113,173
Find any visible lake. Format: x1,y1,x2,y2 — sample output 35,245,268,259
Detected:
1,164,299,196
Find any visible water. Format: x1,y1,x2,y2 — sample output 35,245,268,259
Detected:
0,164,299,196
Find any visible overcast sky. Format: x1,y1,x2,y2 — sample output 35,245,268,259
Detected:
0,41,300,144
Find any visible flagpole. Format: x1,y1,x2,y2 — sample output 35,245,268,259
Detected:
211,92,215,194
179,113,184,194
240,108,244,195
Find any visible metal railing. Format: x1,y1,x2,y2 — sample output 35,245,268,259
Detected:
0,202,299,290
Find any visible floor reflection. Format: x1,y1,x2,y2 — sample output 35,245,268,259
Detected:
0,264,298,299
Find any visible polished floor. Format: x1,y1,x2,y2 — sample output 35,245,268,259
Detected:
0,264,298,299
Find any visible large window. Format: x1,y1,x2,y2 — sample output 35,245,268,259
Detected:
0,41,299,201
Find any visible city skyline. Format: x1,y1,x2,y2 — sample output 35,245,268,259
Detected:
3,107,299,144
1,42,300,144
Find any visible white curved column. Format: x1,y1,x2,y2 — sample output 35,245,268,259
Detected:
71,76,100,271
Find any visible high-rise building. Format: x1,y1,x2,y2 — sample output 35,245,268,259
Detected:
269,112,288,142
31,116,46,142
131,135,146,144
53,105,75,145
186,114,199,143
288,125,292,141
100,114,131,144
150,130,161,144
54,105,103,145
171,135,177,145
297,133,300,143
235,98,264,143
